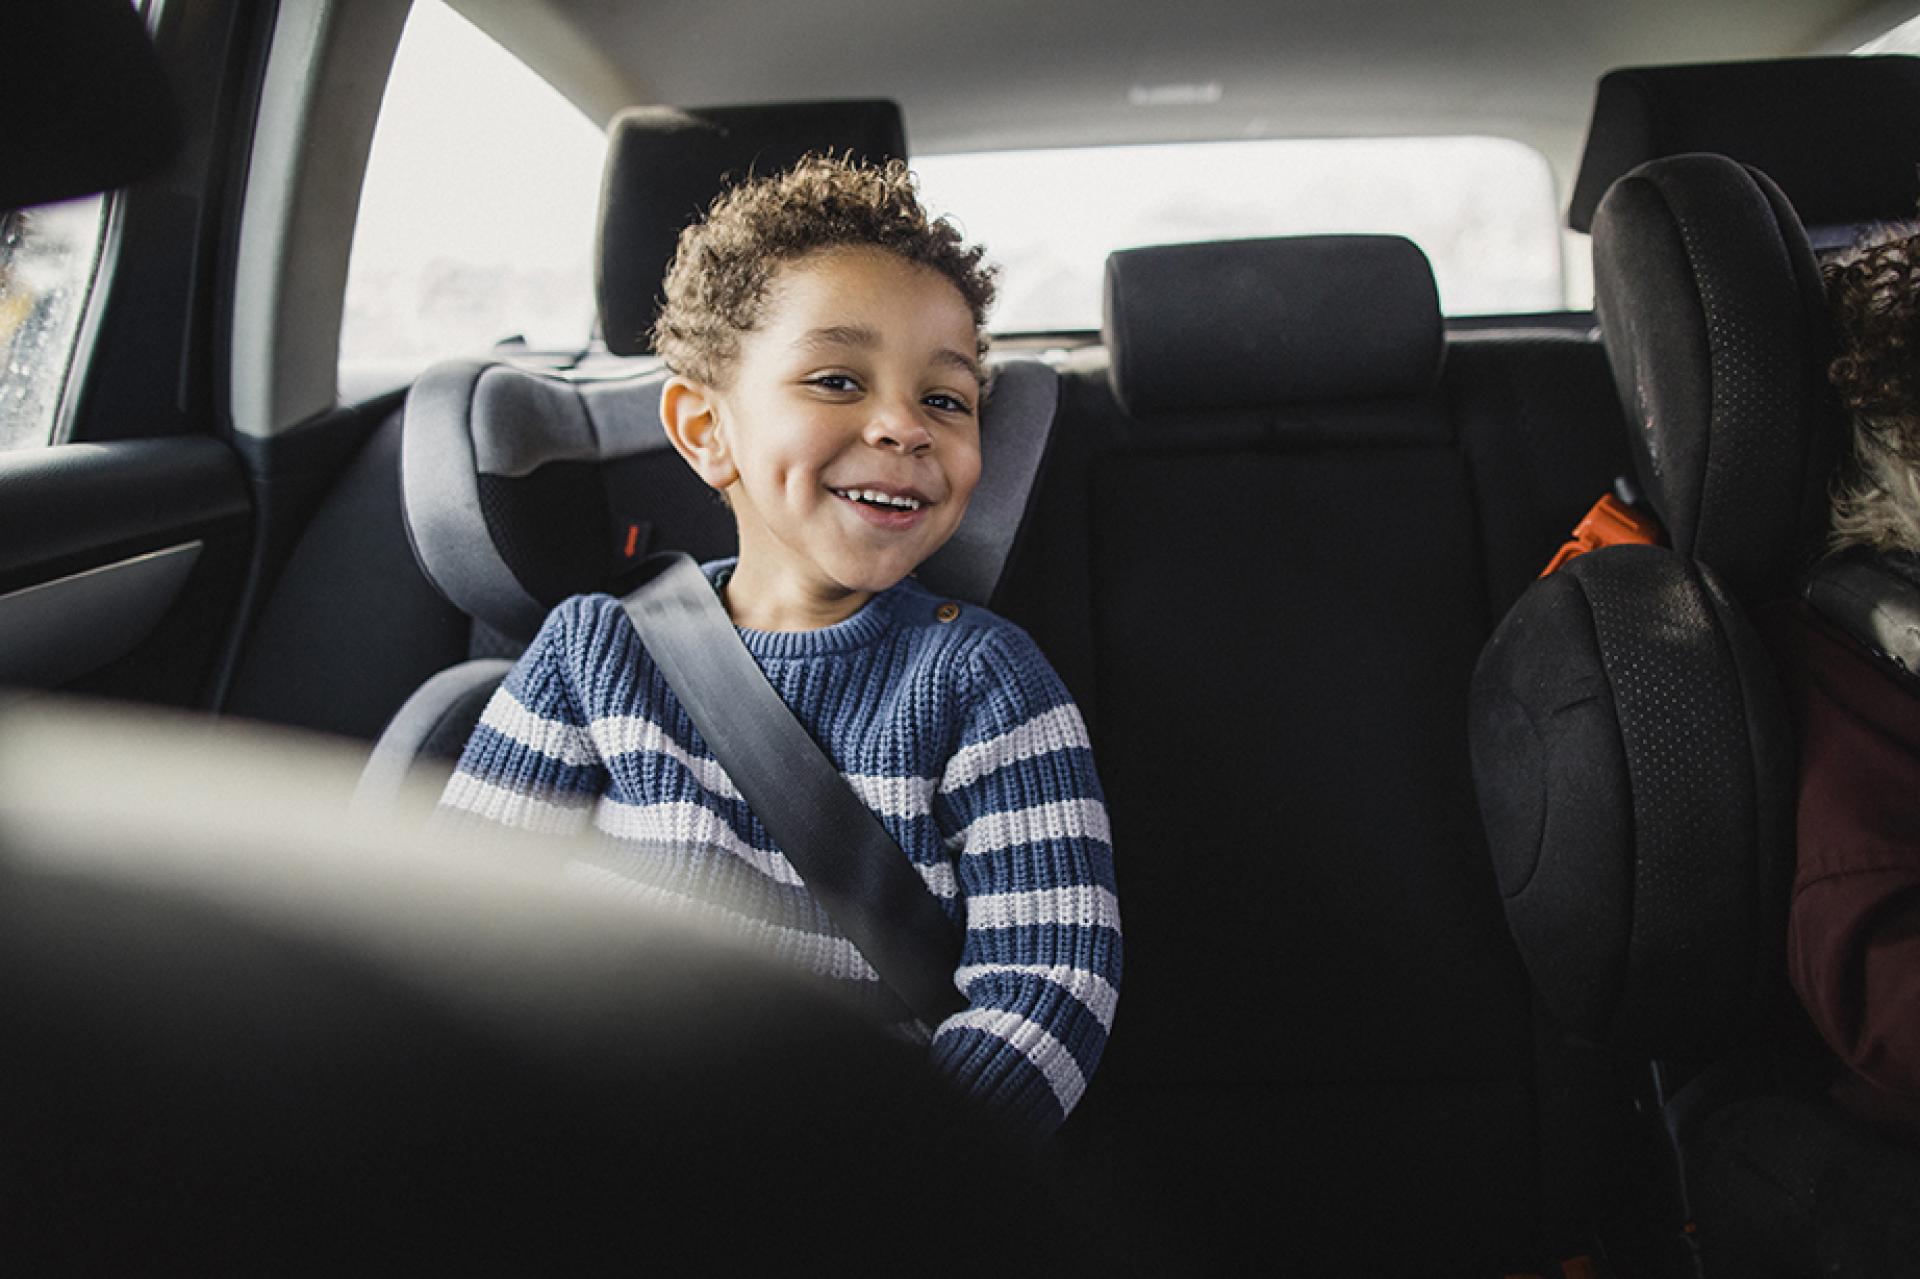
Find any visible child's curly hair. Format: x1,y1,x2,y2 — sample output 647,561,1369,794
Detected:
652,154,995,387
1826,225,1920,554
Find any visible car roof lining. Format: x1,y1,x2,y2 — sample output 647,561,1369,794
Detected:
453,0,1899,198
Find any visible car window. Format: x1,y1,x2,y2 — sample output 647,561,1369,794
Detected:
338,0,605,399
1858,13,1920,52
915,135,1569,330
0,197,109,451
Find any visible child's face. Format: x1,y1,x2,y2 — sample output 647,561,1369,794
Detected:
691,247,983,619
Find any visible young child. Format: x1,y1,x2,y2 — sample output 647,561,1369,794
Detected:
439,156,1120,1140
1760,223,1920,1143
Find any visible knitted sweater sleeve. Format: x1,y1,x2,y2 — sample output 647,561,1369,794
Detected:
929,626,1122,1139
437,598,610,835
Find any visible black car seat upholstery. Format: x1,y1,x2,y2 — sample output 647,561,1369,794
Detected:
1567,55,1920,250
1588,153,1835,598
1472,152,1920,1277
995,231,1637,1273
596,99,906,356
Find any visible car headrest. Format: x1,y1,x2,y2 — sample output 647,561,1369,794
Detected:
1469,545,1794,1058
1591,153,1836,596
5,0,177,210
596,100,908,356
1103,235,1443,419
1568,57,1920,238
402,357,1058,642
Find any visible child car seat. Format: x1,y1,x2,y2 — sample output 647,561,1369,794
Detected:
1472,151,1920,1276
361,99,1061,802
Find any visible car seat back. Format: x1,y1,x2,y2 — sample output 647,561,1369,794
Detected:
1027,231,1617,1271
1472,545,1795,1057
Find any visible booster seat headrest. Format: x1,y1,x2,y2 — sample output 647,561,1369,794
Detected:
1591,153,1836,596
596,100,908,356
401,358,1059,643
1103,235,1443,418
1568,56,1920,240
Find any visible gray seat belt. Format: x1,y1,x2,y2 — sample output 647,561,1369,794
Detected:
620,551,968,1027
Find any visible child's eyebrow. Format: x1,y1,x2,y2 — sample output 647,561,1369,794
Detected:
793,326,985,386
932,346,987,387
792,324,880,355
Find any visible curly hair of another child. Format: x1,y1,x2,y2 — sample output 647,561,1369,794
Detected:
1826,225,1920,555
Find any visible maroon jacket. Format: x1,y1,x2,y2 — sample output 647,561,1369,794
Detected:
1762,601,1920,1139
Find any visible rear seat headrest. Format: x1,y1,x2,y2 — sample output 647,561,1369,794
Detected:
1569,57,1920,237
596,100,907,356
1591,153,1835,596
1103,235,1443,418
402,358,1059,642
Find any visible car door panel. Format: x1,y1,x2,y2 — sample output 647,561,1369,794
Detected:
0,437,250,702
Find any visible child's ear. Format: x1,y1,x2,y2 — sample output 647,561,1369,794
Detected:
660,374,739,491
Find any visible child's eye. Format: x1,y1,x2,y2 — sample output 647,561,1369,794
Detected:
924,392,974,415
807,373,861,393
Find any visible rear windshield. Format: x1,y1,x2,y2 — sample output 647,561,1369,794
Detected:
915,136,1571,332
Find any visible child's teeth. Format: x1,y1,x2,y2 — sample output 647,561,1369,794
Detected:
842,488,921,510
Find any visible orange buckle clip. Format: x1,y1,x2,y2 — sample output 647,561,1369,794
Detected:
1540,493,1663,577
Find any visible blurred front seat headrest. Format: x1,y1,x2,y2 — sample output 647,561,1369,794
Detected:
4,0,178,211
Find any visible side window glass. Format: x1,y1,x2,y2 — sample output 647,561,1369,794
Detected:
0,198,109,451
339,0,606,398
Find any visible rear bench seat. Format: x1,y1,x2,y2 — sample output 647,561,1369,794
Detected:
994,235,1631,1272
223,212,1636,1265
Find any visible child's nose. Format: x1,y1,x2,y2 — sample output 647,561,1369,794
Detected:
865,399,934,455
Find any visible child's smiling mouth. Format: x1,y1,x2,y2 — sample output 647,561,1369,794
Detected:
829,484,935,528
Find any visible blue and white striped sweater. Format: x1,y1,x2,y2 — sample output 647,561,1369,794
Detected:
440,565,1121,1137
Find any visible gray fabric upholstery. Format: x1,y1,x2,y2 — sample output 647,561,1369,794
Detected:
400,361,686,640
916,359,1059,606
1103,235,1443,419
354,658,514,809
401,355,1059,643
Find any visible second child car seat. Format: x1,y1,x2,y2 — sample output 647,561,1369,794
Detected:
1471,152,1920,1277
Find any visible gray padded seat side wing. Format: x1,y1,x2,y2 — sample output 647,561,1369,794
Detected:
401,361,673,640
355,658,514,810
917,358,1059,605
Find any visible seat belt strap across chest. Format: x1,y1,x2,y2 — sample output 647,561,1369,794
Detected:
620,551,968,1027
